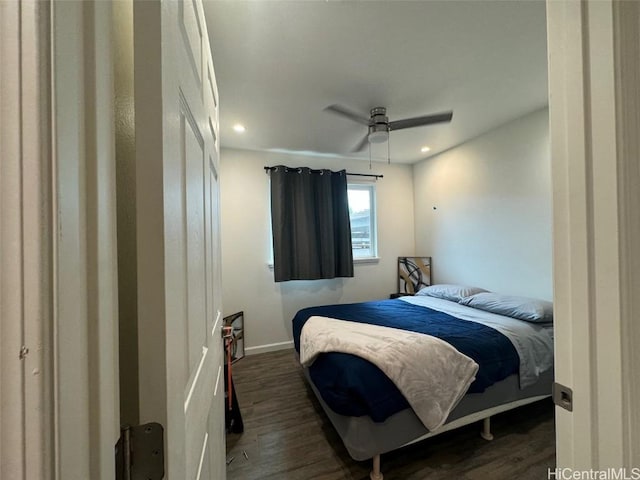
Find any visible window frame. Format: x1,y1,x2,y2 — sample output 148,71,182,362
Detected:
347,182,379,262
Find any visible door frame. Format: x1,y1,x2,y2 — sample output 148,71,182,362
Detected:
2,0,639,477
547,0,640,468
51,1,120,478
1,1,53,478
0,1,120,479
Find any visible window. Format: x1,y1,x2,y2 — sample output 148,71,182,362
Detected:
348,184,377,259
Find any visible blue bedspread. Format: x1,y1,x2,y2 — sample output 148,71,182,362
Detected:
292,299,519,422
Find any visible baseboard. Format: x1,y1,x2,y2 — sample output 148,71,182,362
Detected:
245,340,294,356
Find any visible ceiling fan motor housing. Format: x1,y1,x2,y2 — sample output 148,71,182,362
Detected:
370,107,388,125
368,107,389,142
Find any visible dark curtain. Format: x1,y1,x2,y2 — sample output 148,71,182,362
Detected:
270,166,354,282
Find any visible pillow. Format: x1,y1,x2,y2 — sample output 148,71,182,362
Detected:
415,284,488,303
460,292,553,323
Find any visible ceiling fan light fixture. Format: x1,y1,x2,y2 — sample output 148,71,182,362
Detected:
368,130,388,144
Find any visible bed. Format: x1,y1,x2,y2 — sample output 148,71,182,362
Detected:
292,286,554,480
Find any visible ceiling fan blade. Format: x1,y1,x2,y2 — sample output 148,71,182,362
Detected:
388,111,453,131
351,133,370,152
324,104,370,126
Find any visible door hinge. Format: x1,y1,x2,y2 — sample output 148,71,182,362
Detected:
115,422,164,480
552,382,573,412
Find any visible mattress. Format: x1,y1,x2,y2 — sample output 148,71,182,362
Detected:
305,367,554,461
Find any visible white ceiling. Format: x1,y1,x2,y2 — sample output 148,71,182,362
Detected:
204,0,548,164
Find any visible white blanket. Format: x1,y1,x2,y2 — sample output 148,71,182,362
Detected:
300,316,479,431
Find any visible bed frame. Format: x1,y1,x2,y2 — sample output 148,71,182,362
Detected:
304,368,553,480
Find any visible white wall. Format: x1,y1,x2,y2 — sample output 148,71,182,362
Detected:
220,148,415,353
413,108,552,300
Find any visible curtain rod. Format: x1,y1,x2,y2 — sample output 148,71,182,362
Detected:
263,166,383,180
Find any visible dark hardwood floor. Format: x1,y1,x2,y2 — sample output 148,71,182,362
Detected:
226,349,555,480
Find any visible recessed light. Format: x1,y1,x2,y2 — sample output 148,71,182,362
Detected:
421,146,431,153
233,124,246,133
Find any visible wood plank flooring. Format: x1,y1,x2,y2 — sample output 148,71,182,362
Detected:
226,349,555,480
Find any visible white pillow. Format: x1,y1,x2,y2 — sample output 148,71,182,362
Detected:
415,284,488,303
460,292,553,323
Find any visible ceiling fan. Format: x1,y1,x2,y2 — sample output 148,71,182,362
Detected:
324,104,453,152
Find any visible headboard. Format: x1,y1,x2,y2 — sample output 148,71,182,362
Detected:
398,256,432,294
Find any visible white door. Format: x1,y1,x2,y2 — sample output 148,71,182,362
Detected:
134,1,226,478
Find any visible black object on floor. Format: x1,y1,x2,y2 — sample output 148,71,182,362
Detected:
224,364,244,434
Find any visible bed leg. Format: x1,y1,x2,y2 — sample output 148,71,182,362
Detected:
480,416,494,441
370,454,383,480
